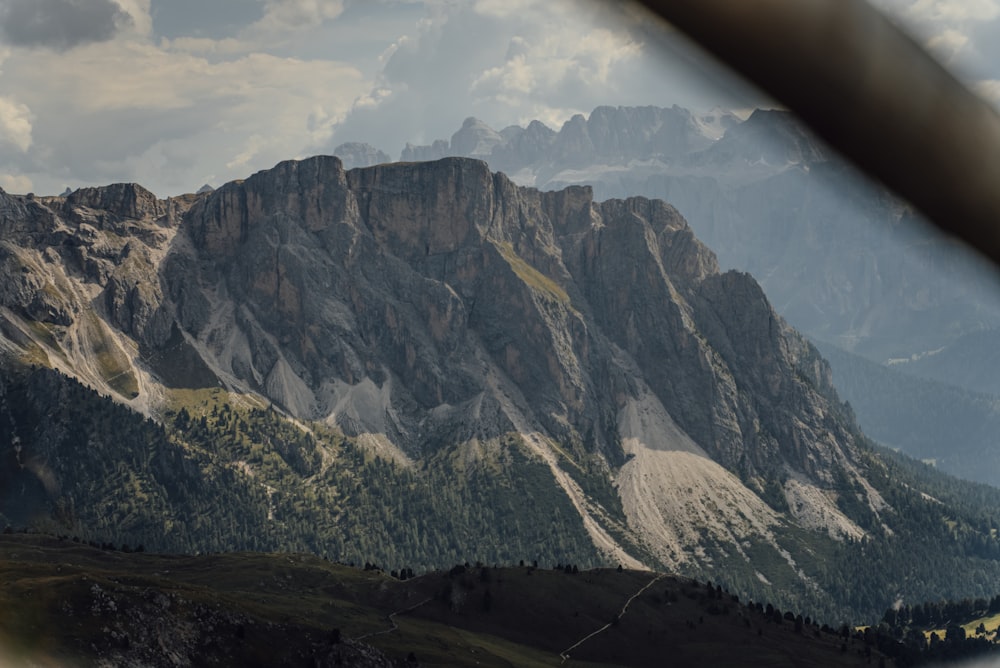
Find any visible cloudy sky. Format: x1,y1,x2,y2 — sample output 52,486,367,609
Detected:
0,0,994,197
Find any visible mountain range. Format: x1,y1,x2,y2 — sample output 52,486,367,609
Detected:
4,154,1000,626
334,104,1000,487
343,104,1000,364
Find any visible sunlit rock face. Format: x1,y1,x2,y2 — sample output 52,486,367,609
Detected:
397,106,1000,364
179,155,852,482
0,155,882,575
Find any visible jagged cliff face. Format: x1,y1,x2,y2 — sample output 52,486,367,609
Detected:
0,184,193,413
0,156,881,572
397,106,1000,365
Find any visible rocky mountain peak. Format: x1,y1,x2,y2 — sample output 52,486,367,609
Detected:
0,154,895,585
703,108,825,166
449,117,504,157
6,113,1000,627
332,142,392,169
585,104,711,160
695,107,742,140
400,139,449,163
187,154,354,256
393,105,725,181
64,183,165,224
347,156,499,260
551,114,595,167
173,156,841,480
0,189,60,239
391,105,1000,390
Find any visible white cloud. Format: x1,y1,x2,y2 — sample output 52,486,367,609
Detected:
327,0,736,156
0,0,762,196
0,0,133,50
0,172,32,193
909,0,1000,22
928,27,970,60
472,27,642,100
162,36,249,56
0,96,33,152
350,86,392,111
112,0,152,38
974,79,1000,106
472,0,541,18
250,0,345,33
0,28,366,194
225,134,265,170
473,11,646,120
870,0,1000,86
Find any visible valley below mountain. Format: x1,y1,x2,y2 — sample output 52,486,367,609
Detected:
813,340,1000,487
3,154,1000,635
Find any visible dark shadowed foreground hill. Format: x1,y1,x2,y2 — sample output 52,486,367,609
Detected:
0,533,888,667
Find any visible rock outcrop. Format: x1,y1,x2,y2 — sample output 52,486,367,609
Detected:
0,155,885,575
386,106,1000,368
176,154,845,483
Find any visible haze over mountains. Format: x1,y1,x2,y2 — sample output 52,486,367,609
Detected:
334,104,1000,487
5,152,1000,627
340,105,1000,363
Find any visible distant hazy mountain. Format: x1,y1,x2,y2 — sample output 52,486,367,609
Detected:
813,339,1000,486
332,142,392,169
4,157,1000,621
883,327,1000,397
396,106,1000,367
392,105,1000,491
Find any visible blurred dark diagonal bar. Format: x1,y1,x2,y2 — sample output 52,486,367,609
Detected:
633,0,1000,268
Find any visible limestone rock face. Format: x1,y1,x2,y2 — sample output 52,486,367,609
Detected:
490,120,557,173
0,155,884,572
168,160,870,484
585,105,713,162
0,184,196,403
387,105,1000,368
64,183,166,224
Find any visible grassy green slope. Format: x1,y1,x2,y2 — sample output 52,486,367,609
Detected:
8,364,1000,627
0,366,600,572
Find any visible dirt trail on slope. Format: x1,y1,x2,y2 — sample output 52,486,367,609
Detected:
559,573,666,663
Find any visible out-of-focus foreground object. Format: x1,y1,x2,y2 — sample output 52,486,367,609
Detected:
635,0,1000,267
